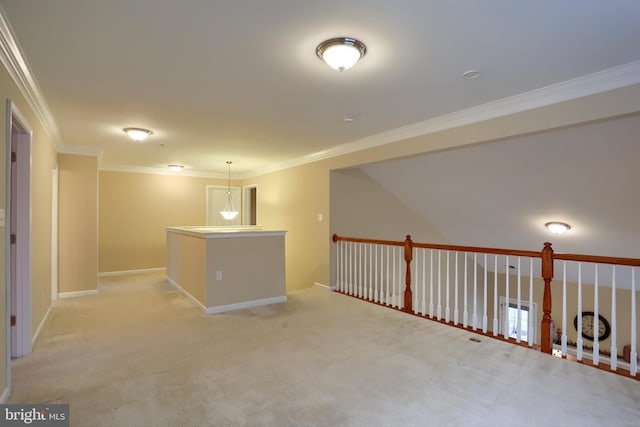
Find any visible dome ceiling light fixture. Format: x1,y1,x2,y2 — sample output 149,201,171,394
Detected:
316,37,367,72
168,164,183,173
123,127,153,142
545,221,571,235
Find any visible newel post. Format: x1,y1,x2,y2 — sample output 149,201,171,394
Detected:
541,242,554,354
403,235,413,313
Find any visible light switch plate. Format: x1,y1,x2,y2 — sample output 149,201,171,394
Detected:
0,209,5,227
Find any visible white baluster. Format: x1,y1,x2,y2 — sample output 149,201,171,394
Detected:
363,244,368,300
385,245,390,305
398,246,404,309
374,245,378,303
516,257,521,343
610,266,617,371
429,250,434,318
577,263,583,361
493,255,498,336
631,268,637,376
414,248,419,314
368,244,373,301
503,256,509,340
528,258,534,347
422,249,426,316
437,250,442,320
561,261,567,356
473,253,478,331
463,253,468,328
392,245,397,307
594,264,600,366
446,251,451,323
454,252,459,325
483,253,488,333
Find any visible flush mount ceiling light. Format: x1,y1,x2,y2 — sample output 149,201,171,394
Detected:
545,222,571,235
123,127,152,142
462,69,481,79
316,37,367,72
168,164,183,173
219,161,239,221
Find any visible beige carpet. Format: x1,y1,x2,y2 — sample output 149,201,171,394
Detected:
8,273,640,426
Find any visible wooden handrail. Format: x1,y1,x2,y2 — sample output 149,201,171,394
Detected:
332,234,404,247
333,234,541,258
332,233,640,359
554,252,640,267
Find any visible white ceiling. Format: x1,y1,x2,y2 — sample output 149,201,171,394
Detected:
2,1,640,177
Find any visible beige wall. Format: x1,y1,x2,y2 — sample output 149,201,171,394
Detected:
206,234,285,306
1,64,56,397
246,161,330,289
58,154,97,293
98,171,229,273
166,231,207,305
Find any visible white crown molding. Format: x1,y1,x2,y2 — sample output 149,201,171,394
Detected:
246,60,640,179
0,6,61,149
99,163,231,179
57,143,103,157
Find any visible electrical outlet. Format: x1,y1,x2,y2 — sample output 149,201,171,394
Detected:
216,271,223,281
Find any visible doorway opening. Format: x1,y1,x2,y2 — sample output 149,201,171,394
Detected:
499,296,536,344
6,100,32,361
243,185,257,226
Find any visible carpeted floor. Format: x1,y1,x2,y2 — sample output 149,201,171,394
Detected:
8,273,640,426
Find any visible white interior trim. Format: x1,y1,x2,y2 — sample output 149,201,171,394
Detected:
167,275,287,314
98,267,166,278
0,9,60,150
100,164,227,179
245,60,640,179
314,282,336,291
58,290,98,300
32,305,51,348
166,276,208,312
51,165,58,301
0,386,10,404
205,296,288,315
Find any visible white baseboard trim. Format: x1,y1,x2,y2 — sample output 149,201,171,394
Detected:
0,386,10,404
166,276,208,312
314,282,336,291
205,296,288,314
98,267,166,278
166,275,287,314
58,289,98,299
32,305,52,347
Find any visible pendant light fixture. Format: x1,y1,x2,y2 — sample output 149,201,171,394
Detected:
220,161,239,220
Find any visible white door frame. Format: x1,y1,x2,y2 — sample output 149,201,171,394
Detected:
51,164,58,300
6,100,32,363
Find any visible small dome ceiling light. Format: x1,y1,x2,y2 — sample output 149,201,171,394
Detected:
545,221,571,235
463,69,481,79
316,37,367,72
123,127,153,142
168,164,183,173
